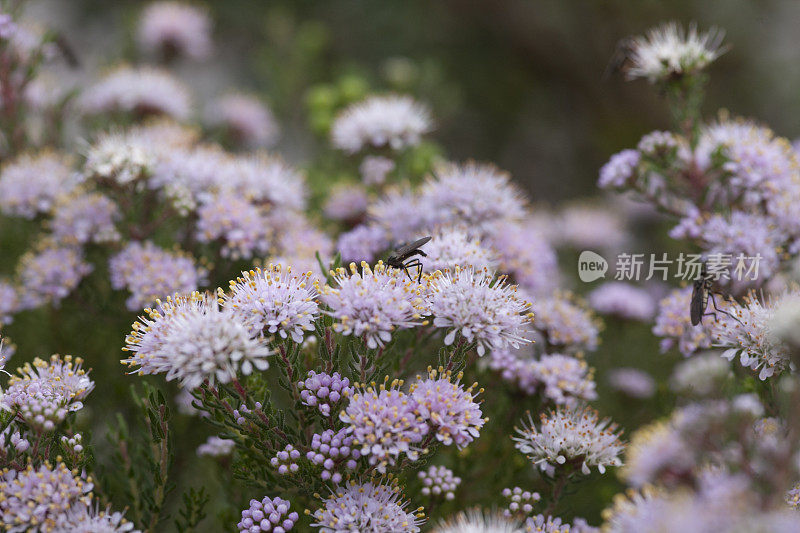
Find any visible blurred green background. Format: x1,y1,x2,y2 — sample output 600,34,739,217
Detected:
36,0,800,202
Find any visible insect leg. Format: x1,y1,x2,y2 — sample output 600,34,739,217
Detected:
403,259,424,283
708,292,744,326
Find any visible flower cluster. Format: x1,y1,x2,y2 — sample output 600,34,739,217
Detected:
137,1,212,61
530,292,600,353
223,265,319,343
418,465,461,500
712,292,792,380
409,367,486,448
2,354,94,431
429,267,533,356
0,461,93,531
298,371,352,417
206,93,279,148
17,245,93,309
339,379,428,472
331,95,432,153
310,480,424,532
513,407,625,476
79,66,192,120
109,241,206,310
319,262,427,349
0,151,78,219
625,22,726,83
271,444,301,475
237,496,299,533
49,192,121,245
306,428,360,483
502,487,541,519
122,293,272,388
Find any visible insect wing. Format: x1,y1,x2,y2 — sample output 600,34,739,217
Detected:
690,281,705,326
394,236,431,257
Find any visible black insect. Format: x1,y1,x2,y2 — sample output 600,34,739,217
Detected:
602,36,635,80
387,236,431,283
690,264,742,326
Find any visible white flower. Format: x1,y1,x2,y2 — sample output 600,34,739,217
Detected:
331,94,432,153
626,22,726,82
430,267,533,356
513,407,624,476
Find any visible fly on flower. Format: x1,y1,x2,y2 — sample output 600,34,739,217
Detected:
387,235,431,282
690,263,742,326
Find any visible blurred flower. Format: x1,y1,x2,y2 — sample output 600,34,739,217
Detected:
410,367,485,448
432,509,521,533
429,266,533,356
0,151,79,219
675,211,783,284
533,353,597,406
311,480,423,532
0,281,20,324
122,298,271,389
232,154,308,212
360,155,395,185
501,487,540,520
340,379,427,471
525,514,593,533
109,241,206,311
422,227,497,272
83,132,154,186
0,461,93,532
652,287,714,356
606,368,655,399
336,224,389,264
18,245,92,309
670,352,732,396
770,293,800,350
137,1,211,61
599,149,640,189
588,282,656,321
485,220,559,295
513,407,624,476
149,144,233,211
696,119,799,213
83,120,197,187
237,495,299,532
421,162,527,231
50,192,120,245
418,465,460,500
206,93,279,148
323,183,369,221
196,192,270,259
319,262,427,349
331,94,432,153
530,292,600,353
57,503,139,533
713,292,791,380
786,483,800,510
620,420,693,488
369,188,430,242
79,66,192,120
197,436,234,457
556,204,628,251
626,22,726,82
488,347,539,395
